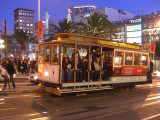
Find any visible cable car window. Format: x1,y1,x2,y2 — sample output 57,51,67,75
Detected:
76,45,89,82
39,46,44,63
61,44,75,83
125,52,133,65
51,45,59,63
142,54,148,66
134,53,141,65
104,52,113,65
115,51,124,65
45,45,50,62
61,44,75,58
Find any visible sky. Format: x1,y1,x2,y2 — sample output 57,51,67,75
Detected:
0,0,160,31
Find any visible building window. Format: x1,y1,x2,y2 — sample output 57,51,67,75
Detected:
154,23,158,27
120,33,124,38
117,28,120,32
144,31,148,35
144,37,147,42
154,36,159,41
144,24,147,28
121,27,124,32
149,30,153,35
149,23,153,28
149,36,153,42
154,30,158,34
117,34,120,38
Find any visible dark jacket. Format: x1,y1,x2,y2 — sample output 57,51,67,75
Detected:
150,62,153,73
22,62,28,70
81,61,88,71
6,63,15,75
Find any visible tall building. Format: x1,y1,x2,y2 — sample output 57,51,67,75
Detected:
69,5,96,22
73,7,134,23
14,8,34,34
112,11,160,45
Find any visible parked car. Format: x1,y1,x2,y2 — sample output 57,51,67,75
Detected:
28,73,39,84
153,70,160,79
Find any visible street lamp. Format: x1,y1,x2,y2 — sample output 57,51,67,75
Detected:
0,39,5,64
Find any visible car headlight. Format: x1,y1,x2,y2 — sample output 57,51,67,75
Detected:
34,76,38,79
157,73,160,76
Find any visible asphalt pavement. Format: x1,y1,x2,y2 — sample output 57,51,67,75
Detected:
0,73,44,95
1,79,160,120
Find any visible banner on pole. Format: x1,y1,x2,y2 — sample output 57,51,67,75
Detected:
36,20,43,39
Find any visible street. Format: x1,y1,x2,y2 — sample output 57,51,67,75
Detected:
0,79,160,120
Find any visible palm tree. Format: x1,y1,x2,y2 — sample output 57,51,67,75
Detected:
80,12,117,38
12,30,34,56
46,18,78,41
49,18,76,34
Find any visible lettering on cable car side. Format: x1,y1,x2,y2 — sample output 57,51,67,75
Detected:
121,66,143,76
111,76,146,81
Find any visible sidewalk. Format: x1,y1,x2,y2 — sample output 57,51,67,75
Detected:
0,73,45,95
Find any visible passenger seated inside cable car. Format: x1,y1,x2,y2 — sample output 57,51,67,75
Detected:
62,57,73,83
91,57,100,81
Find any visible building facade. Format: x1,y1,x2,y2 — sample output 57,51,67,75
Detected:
14,8,34,34
112,11,160,45
69,5,96,22
73,7,134,23
14,8,35,59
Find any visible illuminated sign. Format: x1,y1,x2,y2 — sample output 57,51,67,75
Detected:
129,18,142,23
127,24,141,31
127,31,141,38
127,37,142,44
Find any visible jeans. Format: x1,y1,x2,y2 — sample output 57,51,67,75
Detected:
76,71,82,82
62,70,64,82
10,74,16,88
93,71,100,81
3,75,8,88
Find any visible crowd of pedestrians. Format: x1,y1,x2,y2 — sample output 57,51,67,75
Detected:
0,58,38,90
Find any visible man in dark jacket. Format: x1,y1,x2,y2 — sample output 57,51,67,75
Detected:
5,59,16,89
147,57,153,83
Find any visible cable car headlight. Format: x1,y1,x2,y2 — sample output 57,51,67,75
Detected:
157,72,160,76
45,72,48,76
34,76,38,79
